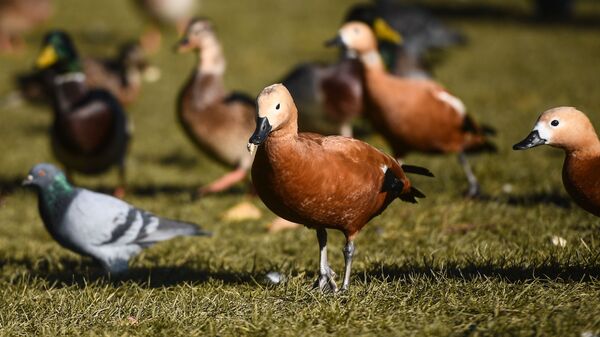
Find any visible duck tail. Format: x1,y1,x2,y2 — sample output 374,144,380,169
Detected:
401,164,434,177
464,134,498,154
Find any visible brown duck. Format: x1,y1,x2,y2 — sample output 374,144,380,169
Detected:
0,0,52,52
34,31,130,197
329,21,495,197
176,18,256,196
514,107,600,217
247,83,432,292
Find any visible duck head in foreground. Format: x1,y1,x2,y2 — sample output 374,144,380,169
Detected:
247,84,432,292
514,107,600,217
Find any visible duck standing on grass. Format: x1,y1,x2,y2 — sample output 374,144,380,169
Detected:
327,22,495,197
514,107,600,217
34,31,131,197
247,84,432,292
176,18,256,197
23,163,211,274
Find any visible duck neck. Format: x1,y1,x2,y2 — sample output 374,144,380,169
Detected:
359,49,386,73
196,36,226,76
565,136,600,159
45,70,87,113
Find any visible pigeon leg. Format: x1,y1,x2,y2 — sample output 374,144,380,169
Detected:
197,167,247,197
313,228,338,293
341,239,355,291
458,152,480,197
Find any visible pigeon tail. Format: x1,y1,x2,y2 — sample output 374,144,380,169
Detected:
135,218,211,246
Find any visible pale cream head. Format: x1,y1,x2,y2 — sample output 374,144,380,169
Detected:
256,83,297,132
533,107,599,151
177,18,216,52
338,21,378,54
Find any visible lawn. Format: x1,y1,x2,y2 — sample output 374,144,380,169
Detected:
0,0,599,336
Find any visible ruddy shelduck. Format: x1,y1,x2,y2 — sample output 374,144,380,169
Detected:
327,22,495,197
514,107,600,217
247,83,432,292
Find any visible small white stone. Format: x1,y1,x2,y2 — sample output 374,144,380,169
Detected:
551,235,567,248
143,66,162,83
264,271,284,285
502,184,513,193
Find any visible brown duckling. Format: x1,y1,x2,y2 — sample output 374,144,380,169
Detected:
175,18,255,196
34,31,130,197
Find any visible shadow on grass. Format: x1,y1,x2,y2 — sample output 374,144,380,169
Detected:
364,259,600,284
475,189,572,209
3,257,257,288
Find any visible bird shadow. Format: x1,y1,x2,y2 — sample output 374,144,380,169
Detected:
0,176,24,196
4,257,257,289
476,190,572,209
363,258,600,284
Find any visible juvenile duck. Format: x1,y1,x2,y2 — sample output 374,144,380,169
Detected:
35,31,130,197
248,84,431,291
514,107,600,217
176,18,256,196
328,22,495,197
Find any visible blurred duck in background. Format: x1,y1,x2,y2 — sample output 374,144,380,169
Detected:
133,0,198,53
175,18,256,198
17,41,149,106
0,0,53,53
282,0,466,138
328,22,494,197
34,31,131,197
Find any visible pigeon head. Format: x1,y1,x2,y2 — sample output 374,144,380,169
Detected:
22,163,68,190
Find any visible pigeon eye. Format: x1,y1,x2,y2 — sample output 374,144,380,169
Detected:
551,120,559,127
39,170,46,177
275,103,280,110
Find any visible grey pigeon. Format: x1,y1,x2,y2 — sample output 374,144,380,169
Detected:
23,163,211,274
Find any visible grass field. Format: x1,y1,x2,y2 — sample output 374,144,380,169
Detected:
0,0,599,335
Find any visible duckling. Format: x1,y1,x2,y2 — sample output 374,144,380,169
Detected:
18,42,148,106
514,107,600,217
34,31,130,197
328,22,494,197
247,84,431,292
176,18,255,196
0,0,52,52
133,0,197,53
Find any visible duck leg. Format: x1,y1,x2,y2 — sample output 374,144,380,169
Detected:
341,239,355,291
458,152,480,197
197,167,247,197
314,228,338,292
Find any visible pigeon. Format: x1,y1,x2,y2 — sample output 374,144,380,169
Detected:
23,163,211,274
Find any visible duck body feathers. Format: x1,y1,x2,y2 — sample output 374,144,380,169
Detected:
563,154,600,217
252,132,420,238
178,72,255,168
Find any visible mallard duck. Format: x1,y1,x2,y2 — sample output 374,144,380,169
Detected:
34,31,131,197
0,0,52,52
17,41,148,106
175,18,255,196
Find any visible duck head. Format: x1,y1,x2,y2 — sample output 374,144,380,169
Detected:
325,21,380,55
175,17,216,53
513,107,599,152
35,30,80,73
247,84,297,155
119,42,148,72
22,163,67,190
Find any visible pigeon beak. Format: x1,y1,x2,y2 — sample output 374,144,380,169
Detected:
513,130,547,150
22,175,34,186
247,116,272,155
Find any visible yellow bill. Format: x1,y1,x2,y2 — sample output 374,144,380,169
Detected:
36,45,58,69
374,18,403,45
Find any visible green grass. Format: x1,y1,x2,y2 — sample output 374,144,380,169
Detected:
0,0,600,336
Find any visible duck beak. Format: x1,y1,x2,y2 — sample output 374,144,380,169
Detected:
247,116,272,155
373,18,403,45
22,175,34,186
513,130,546,150
324,35,344,48
173,37,190,53
36,45,58,69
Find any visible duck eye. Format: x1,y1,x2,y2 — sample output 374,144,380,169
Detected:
275,103,280,110
551,120,559,127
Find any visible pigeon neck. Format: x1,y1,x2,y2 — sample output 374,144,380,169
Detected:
38,175,76,224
